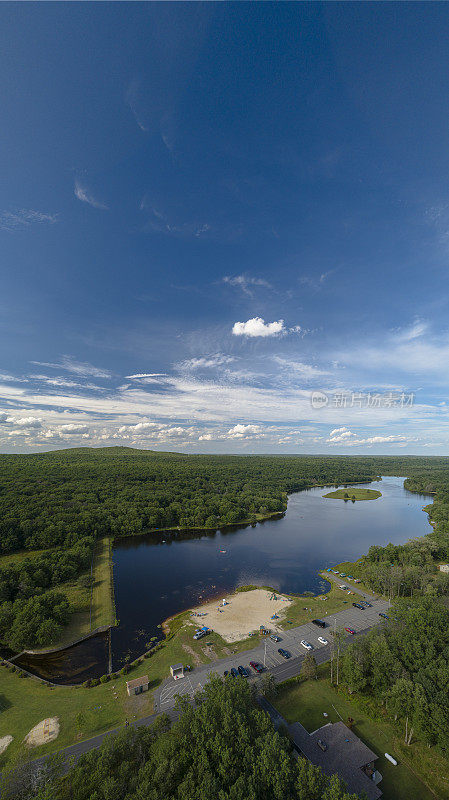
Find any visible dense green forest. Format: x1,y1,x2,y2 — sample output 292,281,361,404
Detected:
341,597,449,754
5,677,360,800
0,537,93,650
1,447,448,553
1,447,449,651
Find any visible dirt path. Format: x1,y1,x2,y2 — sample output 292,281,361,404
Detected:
182,644,202,666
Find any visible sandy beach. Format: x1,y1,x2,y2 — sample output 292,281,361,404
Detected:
190,588,292,642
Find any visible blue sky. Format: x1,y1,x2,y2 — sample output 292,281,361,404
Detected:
1,3,449,454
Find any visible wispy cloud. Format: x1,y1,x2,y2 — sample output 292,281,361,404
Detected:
125,373,168,379
142,203,210,239
223,274,272,296
0,208,57,232
30,356,112,379
126,80,149,132
74,181,108,210
299,270,334,291
177,354,235,371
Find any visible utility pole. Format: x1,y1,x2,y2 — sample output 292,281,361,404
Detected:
263,639,267,668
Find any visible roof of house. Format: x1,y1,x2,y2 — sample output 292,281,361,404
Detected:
126,675,149,690
289,720,382,800
170,663,184,670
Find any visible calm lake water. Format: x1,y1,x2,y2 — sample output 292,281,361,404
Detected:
111,476,432,669
14,476,432,682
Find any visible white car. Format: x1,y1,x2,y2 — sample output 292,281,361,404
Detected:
317,636,328,645
339,585,348,590
300,640,313,650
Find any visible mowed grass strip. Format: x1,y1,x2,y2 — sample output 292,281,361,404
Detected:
91,537,115,630
274,674,440,800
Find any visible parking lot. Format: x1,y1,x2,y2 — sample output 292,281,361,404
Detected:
155,582,390,711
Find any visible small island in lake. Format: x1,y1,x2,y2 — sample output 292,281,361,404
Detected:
323,487,382,501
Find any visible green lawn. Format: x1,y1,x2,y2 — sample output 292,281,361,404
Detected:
323,488,382,501
91,537,116,630
274,675,441,800
0,664,151,769
277,579,358,629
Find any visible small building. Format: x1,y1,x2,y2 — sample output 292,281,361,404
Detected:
289,720,383,799
126,675,149,696
170,663,184,680
438,564,449,573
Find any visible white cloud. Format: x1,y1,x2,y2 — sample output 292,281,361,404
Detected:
274,357,329,380
31,356,111,379
178,354,235,371
329,426,350,437
223,274,272,296
125,373,167,379
0,208,57,232
74,181,108,210
232,318,285,337
59,423,89,435
227,423,262,439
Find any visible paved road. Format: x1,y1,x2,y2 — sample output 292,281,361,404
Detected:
29,574,389,773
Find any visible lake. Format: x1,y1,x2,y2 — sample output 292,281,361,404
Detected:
111,476,432,670
14,476,432,682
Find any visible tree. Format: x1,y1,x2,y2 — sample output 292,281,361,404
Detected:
259,673,278,698
300,653,317,681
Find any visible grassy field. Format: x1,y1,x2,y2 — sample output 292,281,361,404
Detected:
0,664,151,769
91,537,116,630
276,578,359,629
274,672,441,800
323,487,382,501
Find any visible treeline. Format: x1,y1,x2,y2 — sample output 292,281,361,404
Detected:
6,677,360,800
341,598,449,753
2,446,448,553
0,538,93,650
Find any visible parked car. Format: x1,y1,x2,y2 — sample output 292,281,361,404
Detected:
230,667,239,677
238,665,249,677
312,619,326,628
352,602,365,609
193,629,207,640
300,640,313,651
339,585,348,590
317,636,328,645
184,664,191,671
249,661,263,673
317,739,328,752
270,634,281,642
223,670,229,677
344,627,355,635
278,648,291,659
379,612,389,619
361,601,372,607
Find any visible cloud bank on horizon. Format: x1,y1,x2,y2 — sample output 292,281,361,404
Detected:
1,4,449,454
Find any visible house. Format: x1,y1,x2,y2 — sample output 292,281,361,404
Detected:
289,720,383,799
126,675,149,696
438,564,449,573
170,663,184,680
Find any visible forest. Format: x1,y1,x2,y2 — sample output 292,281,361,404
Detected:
1,447,448,553
0,537,93,650
6,676,361,800
341,597,449,754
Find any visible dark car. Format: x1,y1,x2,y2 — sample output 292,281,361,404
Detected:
223,670,229,677
312,619,326,628
344,627,355,635
352,602,365,609
230,667,239,677
278,648,291,659
361,601,372,607
249,661,263,673
238,665,249,677
379,612,389,619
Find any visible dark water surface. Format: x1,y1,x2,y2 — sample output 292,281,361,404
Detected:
14,477,431,682
111,476,432,669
